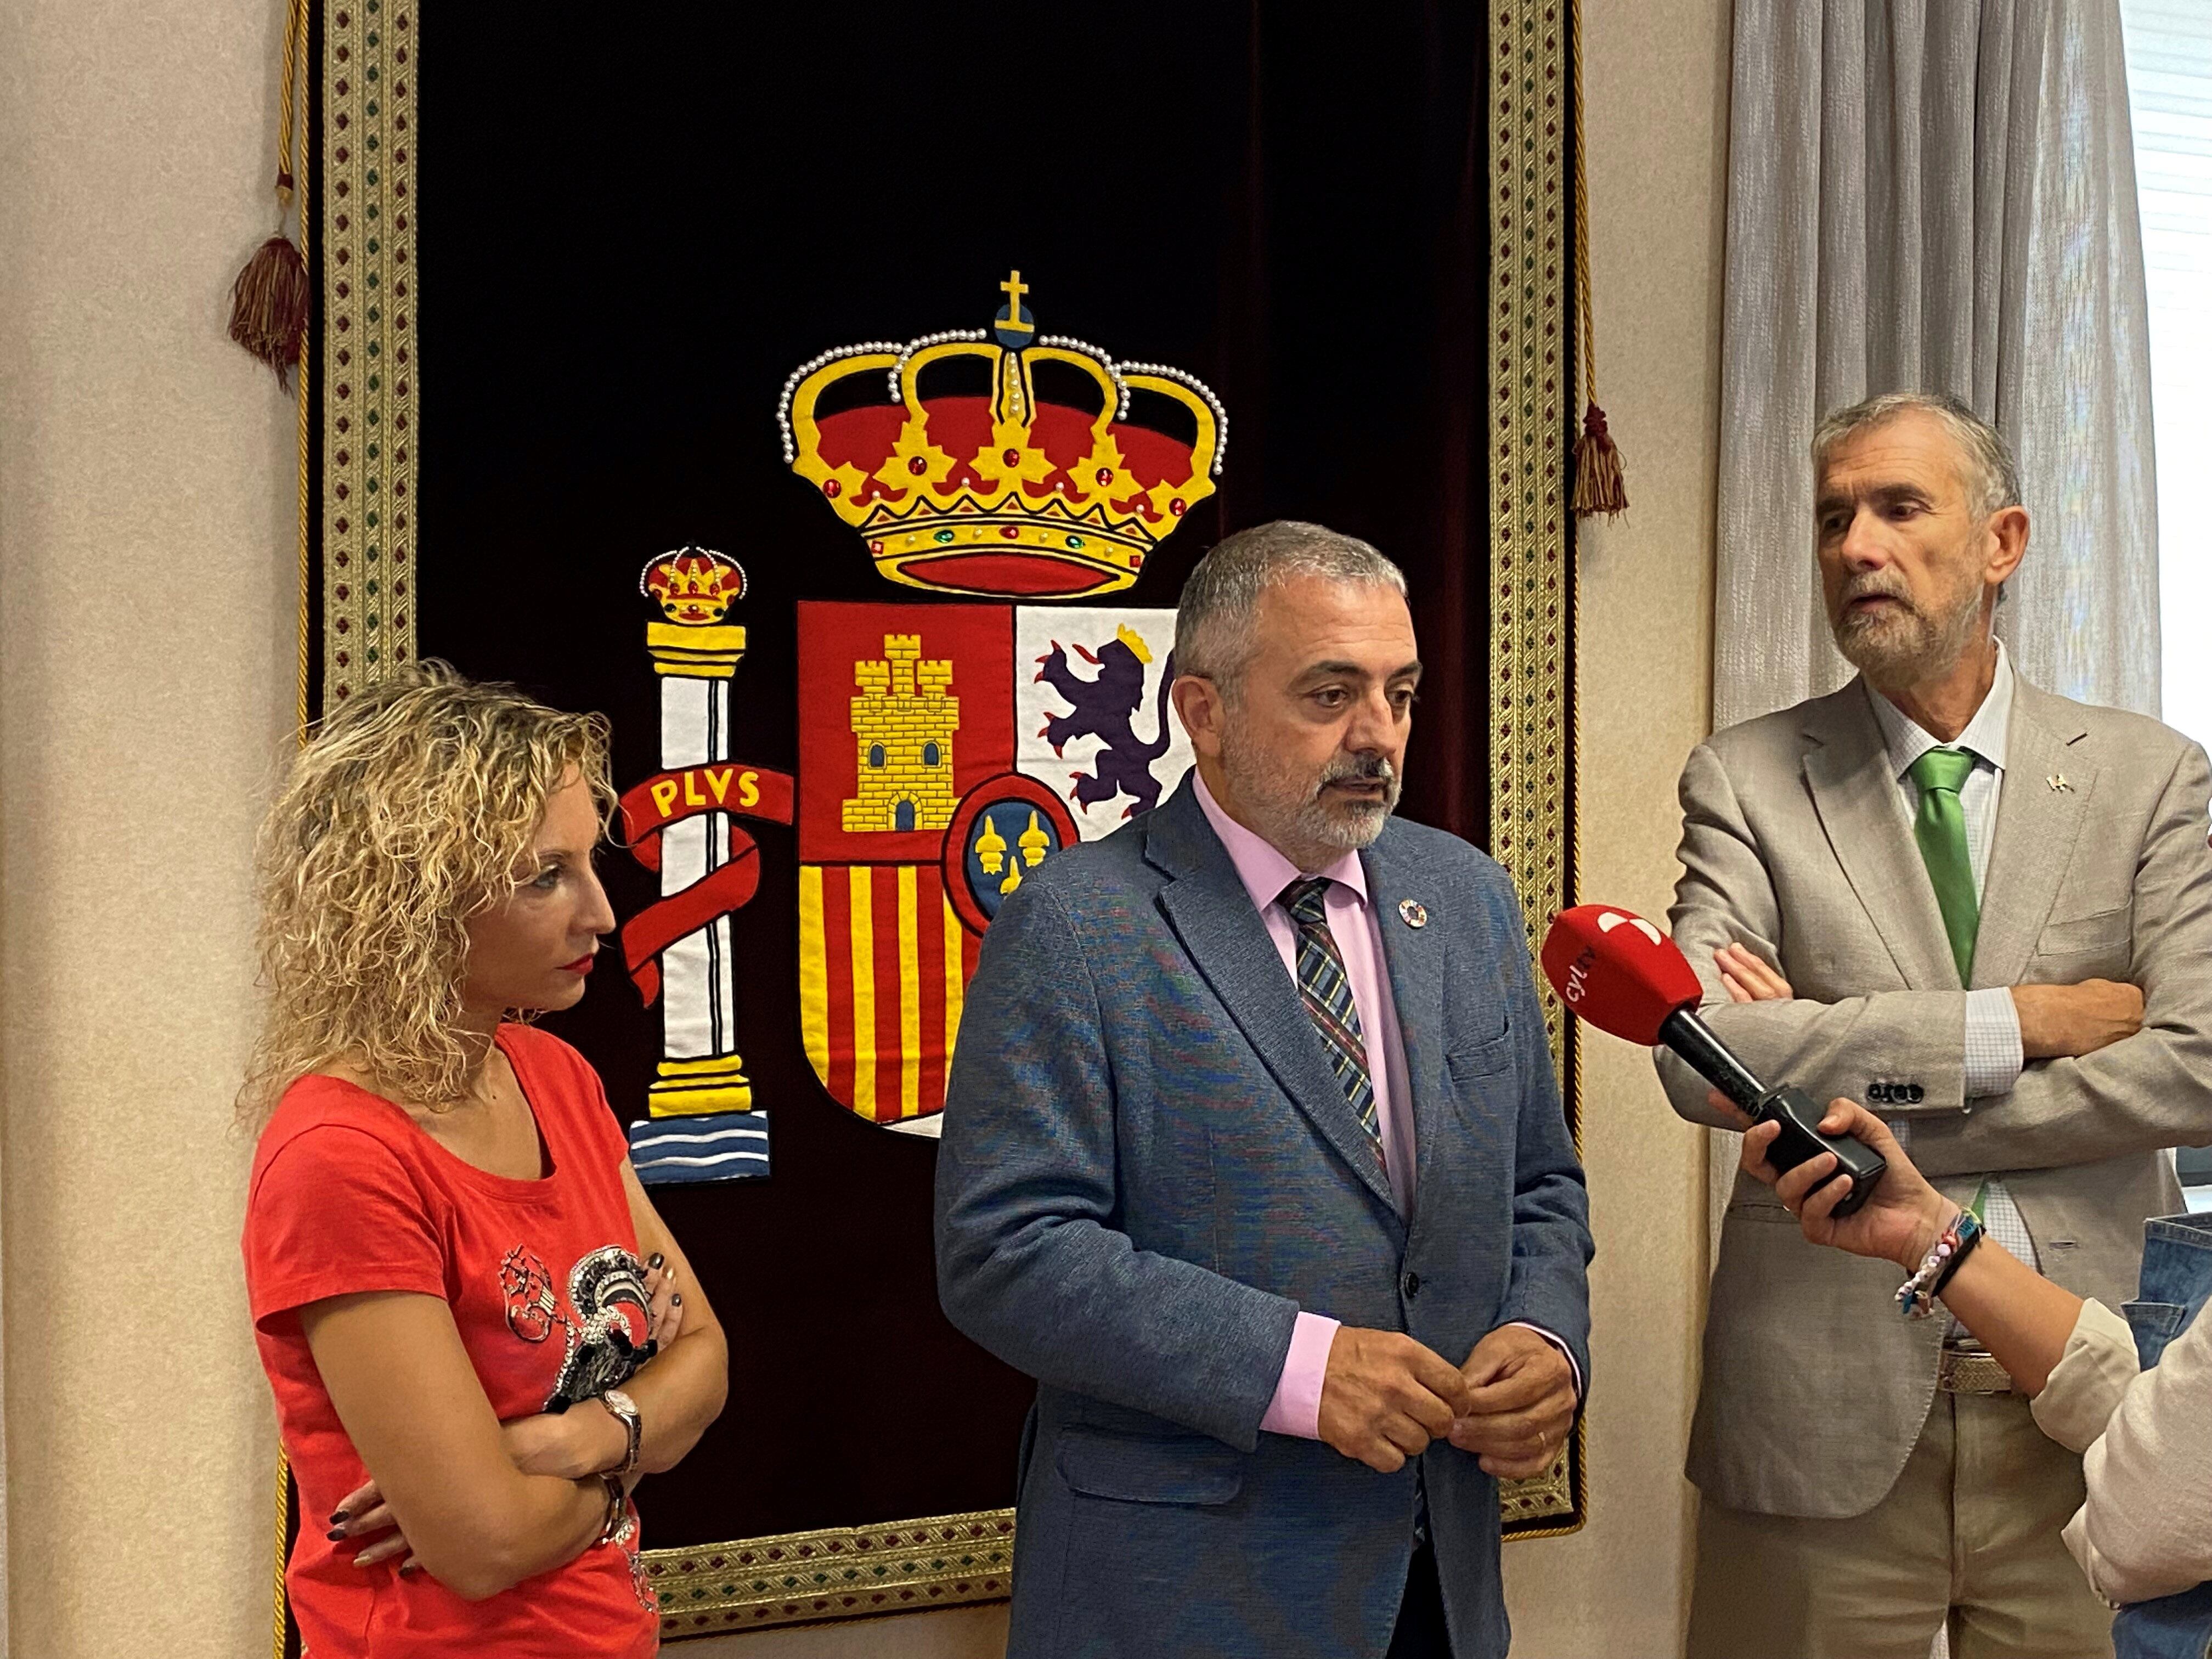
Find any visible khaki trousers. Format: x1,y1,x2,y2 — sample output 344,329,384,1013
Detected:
1686,1391,2114,1659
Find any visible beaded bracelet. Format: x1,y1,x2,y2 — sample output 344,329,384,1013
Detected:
1895,1208,1984,1320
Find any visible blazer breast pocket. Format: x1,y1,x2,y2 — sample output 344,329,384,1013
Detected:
1445,1026,1514,1085
1055,1426,1244,1506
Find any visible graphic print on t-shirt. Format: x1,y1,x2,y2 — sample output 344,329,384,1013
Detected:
498,1239,661,1614
497,1243,656,1412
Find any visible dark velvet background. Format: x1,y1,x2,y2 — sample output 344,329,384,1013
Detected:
368,1,1495,1551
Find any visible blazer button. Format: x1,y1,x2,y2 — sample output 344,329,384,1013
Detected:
1402,1272,1422,1299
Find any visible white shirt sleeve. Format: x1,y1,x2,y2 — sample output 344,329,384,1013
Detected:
1962,986,2024,1099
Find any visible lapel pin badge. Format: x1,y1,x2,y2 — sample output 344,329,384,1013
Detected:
2047,774,2073,793
1398,899,1429,929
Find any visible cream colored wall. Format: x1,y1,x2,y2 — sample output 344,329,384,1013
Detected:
0,1,1726,1654
1495,0,1730,1654
0,2,298,1655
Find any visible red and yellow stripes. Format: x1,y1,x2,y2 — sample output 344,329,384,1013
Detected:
798,865,979,1124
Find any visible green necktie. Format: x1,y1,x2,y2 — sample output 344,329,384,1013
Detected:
1909,747,1980,984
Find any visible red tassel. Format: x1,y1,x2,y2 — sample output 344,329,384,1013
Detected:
228,232,309,390
1572,402,1628,519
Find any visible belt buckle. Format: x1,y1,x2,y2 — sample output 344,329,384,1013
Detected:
1939,1350,2015,1395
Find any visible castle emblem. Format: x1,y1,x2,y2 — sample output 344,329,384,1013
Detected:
845,634,960,834
779,273,1226,599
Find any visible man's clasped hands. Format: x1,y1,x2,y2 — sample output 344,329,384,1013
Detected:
1317,1322,1576,1480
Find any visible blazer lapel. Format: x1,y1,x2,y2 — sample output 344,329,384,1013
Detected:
1802,683,1961,990
1361,834,1446,1225
1146,783,1400,1216
1972,685,2094,990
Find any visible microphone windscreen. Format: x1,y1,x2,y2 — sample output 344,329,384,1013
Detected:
1540,904,1707,1045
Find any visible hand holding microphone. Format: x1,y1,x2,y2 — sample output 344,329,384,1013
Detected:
1738,1102,1954,1272
1539,905,1886,1216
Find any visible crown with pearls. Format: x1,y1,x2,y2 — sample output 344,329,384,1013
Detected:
641,547,747,625
778,273,1226,599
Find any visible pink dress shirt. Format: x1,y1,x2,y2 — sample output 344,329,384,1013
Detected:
1191,774,1579,1439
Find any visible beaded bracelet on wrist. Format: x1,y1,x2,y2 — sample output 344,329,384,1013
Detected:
1896,1208,1983,1321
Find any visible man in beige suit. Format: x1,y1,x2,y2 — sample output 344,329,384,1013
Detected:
1659,391,2212,1659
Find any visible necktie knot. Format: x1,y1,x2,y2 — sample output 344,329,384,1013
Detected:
1280,877,1333,927
1910,747,1977,797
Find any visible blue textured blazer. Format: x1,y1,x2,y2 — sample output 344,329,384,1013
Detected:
935,775,1593,1659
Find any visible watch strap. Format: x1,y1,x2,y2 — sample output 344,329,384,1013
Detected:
599,1387,642,1478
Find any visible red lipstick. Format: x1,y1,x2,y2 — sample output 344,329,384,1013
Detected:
560,955,595,975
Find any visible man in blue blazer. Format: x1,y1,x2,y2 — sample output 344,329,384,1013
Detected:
936,521,1594,1658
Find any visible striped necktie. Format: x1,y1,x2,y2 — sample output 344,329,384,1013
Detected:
1280,877,1384,1164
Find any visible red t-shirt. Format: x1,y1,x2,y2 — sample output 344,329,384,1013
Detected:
242,1024,660,1658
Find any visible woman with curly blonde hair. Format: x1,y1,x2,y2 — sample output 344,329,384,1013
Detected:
240,662,726,1658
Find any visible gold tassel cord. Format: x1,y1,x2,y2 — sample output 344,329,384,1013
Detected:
272,1446,291,1659
1570,0,1628,519
230,0,312,389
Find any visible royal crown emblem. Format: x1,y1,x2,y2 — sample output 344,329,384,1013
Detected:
778,272,1226,599
642,548,747,625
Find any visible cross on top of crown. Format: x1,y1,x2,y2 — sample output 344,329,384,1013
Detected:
993,269,1035,347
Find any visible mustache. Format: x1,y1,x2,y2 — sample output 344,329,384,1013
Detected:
1839,571,1915,611
1318,753,1397,788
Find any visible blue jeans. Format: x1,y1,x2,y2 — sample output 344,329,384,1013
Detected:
2112,1215,2212,1659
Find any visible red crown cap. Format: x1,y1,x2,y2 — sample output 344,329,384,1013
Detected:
1539,904,1705,1046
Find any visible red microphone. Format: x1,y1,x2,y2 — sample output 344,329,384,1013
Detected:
1541,904,1884,1216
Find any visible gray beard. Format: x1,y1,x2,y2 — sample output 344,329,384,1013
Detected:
1218,733,1401,872
1832,582,1984,690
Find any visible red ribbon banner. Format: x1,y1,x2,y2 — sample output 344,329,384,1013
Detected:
617,762,794,1006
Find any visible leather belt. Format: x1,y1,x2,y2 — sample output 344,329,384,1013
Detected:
1938,1350,2016,1395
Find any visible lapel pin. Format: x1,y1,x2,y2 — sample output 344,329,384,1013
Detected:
2047,774,2073,793
1398,899,1429,929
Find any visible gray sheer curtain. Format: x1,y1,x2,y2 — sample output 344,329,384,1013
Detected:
1716,0,2159,734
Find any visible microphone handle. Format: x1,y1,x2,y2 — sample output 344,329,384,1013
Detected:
1656,1007,1768,1111
1655,1008,1885,1218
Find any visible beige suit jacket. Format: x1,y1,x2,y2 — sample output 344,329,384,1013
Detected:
1657,673,2212,1518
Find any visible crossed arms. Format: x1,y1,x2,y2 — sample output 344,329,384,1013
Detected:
1658,739,2212,1179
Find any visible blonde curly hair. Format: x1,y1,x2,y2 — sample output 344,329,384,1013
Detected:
240,661,616,1126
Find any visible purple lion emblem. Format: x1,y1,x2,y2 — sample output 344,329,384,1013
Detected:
1034,630,1177,819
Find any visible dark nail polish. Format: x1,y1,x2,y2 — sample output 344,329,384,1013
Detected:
326,1528,347,1542
399,1563,417,1577
328,1509,349,1525
647,1252,665,1269
671,1293,682,1306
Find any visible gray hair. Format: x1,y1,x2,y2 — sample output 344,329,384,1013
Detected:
1810,391,2021,518
1174,520,1407,692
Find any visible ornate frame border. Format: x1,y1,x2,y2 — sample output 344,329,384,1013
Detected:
317,0,419,707
1485,0,1584,1539
289,1,1578,1641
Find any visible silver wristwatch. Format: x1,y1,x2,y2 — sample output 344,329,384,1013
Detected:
598,1387,642,1479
